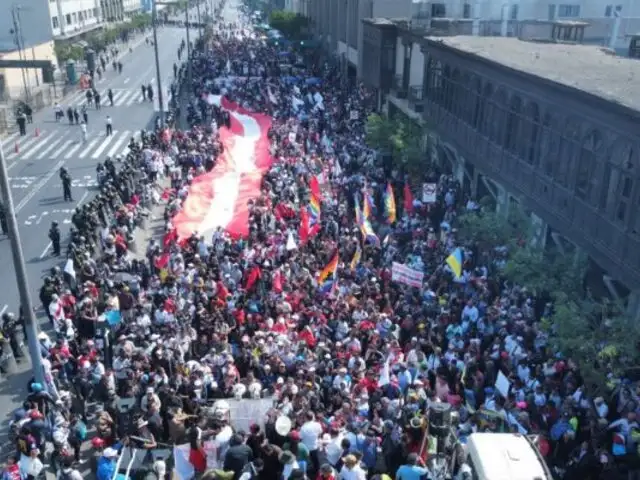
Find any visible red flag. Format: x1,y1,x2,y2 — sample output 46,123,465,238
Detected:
163,228,178,248
309,176,321,199
245,265,262,291
154,253,170,270
403,182,414,214
272,270,283,293
299,207,310,244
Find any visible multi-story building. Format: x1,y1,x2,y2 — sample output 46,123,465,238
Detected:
123,0,141,17
301,0,640,81
360,18,640,308
101,0,125,22
50,0,105,37
0,0,57,100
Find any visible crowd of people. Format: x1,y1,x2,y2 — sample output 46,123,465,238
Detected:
5,6,640,480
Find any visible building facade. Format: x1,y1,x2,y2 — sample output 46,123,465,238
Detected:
50,0,105,37
361,20,640,301
123,0,142,16
303,0,640,78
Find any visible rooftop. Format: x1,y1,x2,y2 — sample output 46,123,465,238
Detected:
426,36,640,112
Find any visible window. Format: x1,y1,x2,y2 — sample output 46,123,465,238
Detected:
510,4,519,19
94,8,99,17
66,13,71,25
558,4,580,17
72,12,77,23
548,4,556,19
463,3,471,18
431,3,446,17
605,4,613,16
575,130,603,201
52,16,59,29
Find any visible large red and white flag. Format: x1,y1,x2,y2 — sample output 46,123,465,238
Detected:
173,98,272,240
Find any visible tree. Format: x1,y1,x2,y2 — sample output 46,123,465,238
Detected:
268,10,309,39
457,209,528,250
54,44,84,63
365,113,425,176
549,296,640,395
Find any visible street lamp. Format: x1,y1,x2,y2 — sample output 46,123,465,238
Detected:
0,139,47,390
151,0,165,126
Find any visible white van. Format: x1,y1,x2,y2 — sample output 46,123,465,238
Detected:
462,432,553,480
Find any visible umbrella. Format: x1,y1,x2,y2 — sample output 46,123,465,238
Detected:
305,77,322,86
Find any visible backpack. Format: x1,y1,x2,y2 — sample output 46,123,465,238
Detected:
75,422,87,441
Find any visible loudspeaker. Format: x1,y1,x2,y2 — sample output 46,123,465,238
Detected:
429,402,452,437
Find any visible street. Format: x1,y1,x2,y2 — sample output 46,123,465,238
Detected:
0,20,195,450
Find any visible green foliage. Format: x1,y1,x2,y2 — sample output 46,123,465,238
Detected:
365,113,425,176
457,209,528,249
268,10,309,39
549,297,639,395
54,43,84,63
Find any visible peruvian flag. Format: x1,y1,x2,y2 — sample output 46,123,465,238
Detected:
172,98,273,241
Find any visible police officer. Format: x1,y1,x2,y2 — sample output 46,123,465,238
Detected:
49,221,61,256
16,110,27,136
60,167,73,202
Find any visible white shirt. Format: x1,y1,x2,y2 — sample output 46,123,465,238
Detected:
339,464,366,480
300,420,323,451
326,436,344,466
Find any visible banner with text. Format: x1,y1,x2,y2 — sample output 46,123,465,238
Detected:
391,262,424,288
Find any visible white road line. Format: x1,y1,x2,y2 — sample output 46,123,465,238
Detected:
125,93,138,106
63,141,83,159
2,132,19,144
111,91,125,105
107,131,130,157
15,159,65,213
78,137,100,158
36,136,65,160
0,305,7,316
7,134,43,159
124,77,130,84
51,139,73,159
91,131,118,159
21,133,57,159
39,189,90,257
39,242,52,259
115,91,132,106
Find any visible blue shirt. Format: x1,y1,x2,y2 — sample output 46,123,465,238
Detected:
396,464,430,480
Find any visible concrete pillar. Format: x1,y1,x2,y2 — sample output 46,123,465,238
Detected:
496,186,509,217
455,156,465,187
529,212,547,249
627,290,640,323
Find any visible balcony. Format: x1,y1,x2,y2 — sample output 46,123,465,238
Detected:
408,85,424,112
392,74,408,99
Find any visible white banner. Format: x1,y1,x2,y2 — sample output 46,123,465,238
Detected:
391,262,424,288
349,110,359,120
422,183,437,203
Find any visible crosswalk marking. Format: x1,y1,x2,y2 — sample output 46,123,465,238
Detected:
7,133,44,159
52,140,73,159
36,137,64,160
6,130,133,162
63,141,83,159
78,138,100,158
107,131,130,158
21,132,57,159
91,131,118,159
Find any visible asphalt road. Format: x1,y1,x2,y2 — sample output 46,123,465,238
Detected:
0,21,194,446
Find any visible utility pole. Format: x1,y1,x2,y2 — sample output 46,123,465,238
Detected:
0,139,46,390
196,0,202,37
11,5,30,102
185,0,192,92
152,0,165,126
